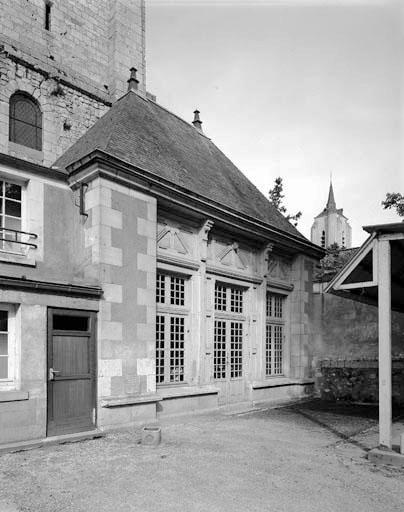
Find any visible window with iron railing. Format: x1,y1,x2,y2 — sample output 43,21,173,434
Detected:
0,180,37,255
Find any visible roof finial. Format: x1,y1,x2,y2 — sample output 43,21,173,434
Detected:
127,67,139,92
192,109,203,132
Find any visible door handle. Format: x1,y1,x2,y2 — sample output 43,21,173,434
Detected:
49,368,60,380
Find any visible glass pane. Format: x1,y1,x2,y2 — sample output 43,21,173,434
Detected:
0,334,7,355
0,181,3,197
53,315,89,331
5,200,21,218
0,356,8,378
14,98,37,124
13,119,38,150
0,311,8,332
5,183,21,201
4,216,22,232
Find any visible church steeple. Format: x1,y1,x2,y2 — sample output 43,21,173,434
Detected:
310,178,352,249
326,180,336,211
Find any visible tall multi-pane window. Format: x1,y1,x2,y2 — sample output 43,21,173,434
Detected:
9,92,42,151
266,292,285,376
213,282,244,381
156,273,188,384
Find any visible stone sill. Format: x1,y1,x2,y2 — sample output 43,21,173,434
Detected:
157,385,220,400
0,390,29,402
101,394,161,408
0,251,36,267
252,378,314,390
8,141,44,164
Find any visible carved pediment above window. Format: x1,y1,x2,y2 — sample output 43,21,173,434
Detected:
267,256,291,281
218,242,247,270
157,226,189,255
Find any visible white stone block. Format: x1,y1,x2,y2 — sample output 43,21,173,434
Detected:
99,359,122,378
100,321,122,341
137,358,154,376
103,283,123,303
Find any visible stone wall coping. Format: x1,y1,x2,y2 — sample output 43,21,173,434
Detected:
319,358,404,369
0,390,29,402
252,378,314,389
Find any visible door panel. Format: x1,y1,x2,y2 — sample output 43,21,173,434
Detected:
53,335,90,376
47,309,96,437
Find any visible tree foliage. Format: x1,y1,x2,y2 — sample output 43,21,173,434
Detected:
382,192,404,217
268,177,302,227
314,242,355,282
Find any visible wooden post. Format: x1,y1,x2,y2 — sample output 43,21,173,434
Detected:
378,239,392,449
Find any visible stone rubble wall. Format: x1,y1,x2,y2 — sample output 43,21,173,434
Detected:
312,289,404,404
316,358,404,405
0,54,109,165
0,0,145,98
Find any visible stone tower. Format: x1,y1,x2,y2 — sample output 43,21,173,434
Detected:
0,0,146,166
311,181,352,249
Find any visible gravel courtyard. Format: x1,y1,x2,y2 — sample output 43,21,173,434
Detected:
0,401,403,512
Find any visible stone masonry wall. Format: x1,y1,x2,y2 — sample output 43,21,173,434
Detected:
0,54,109,165
0,0,146,166
0,0,145,98
289,255,316,380
83,176,157,428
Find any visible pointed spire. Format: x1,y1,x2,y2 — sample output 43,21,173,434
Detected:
127,67,139,92
326,179,336,210
192,109,203,132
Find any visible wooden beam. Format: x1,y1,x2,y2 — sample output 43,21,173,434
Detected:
378,239,392,449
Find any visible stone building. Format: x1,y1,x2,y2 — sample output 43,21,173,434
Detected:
0,0,323,448
311,181,352,249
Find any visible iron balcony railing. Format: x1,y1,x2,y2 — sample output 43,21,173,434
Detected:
0,228,38,250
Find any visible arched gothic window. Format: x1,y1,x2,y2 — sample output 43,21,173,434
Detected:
9,92,42,151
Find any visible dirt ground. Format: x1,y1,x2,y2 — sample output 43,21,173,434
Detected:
1,400,404,512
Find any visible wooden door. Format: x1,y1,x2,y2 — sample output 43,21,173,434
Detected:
47,309,96,436
213,319,245,405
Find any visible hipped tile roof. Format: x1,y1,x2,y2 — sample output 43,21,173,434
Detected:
55,91,306,239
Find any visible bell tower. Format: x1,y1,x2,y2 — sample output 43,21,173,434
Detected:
311,181,352,249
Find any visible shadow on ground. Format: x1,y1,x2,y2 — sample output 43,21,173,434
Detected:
282,398,404,451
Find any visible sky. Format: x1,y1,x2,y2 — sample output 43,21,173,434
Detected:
146,0,404,247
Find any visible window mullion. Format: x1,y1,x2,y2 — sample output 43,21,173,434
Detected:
164,314,171,384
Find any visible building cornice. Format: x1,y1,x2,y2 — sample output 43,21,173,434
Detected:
66,150,325,260
0,152,68,182
0,275,102,299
